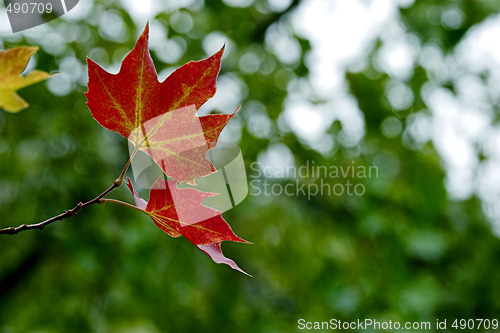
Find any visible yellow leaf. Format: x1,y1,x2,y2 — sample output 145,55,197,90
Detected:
0,46,51,113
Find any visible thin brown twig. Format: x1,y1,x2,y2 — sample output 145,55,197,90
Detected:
0,150,138,235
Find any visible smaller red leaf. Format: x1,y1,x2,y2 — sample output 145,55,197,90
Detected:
146,177,248,245
126,178,181,238
126,178,250,274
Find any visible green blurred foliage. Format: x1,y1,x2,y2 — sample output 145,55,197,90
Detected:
1,0,500,332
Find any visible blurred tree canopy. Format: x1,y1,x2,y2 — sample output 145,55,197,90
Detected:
1,0,500,332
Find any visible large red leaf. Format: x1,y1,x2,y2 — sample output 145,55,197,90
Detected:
86,23,234,183
130,104,213,183
126,178,249,274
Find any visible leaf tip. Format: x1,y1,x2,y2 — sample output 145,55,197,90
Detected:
140,22,150,42
197,242,251,276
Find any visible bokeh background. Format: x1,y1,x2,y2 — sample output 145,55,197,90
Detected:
1,0,500,332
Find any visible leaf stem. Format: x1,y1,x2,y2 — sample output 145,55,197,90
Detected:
99,198,146,214
115,148,138,186
0,152,139,235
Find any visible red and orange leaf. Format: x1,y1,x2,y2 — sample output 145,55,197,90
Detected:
86,23,234,183
127,178,249,274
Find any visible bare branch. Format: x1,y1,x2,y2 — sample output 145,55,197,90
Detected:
0,154,136,235
0,182,118,235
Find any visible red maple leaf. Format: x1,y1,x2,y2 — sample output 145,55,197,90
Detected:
87,23,250,274
86,23,234,183
127,178,250,275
